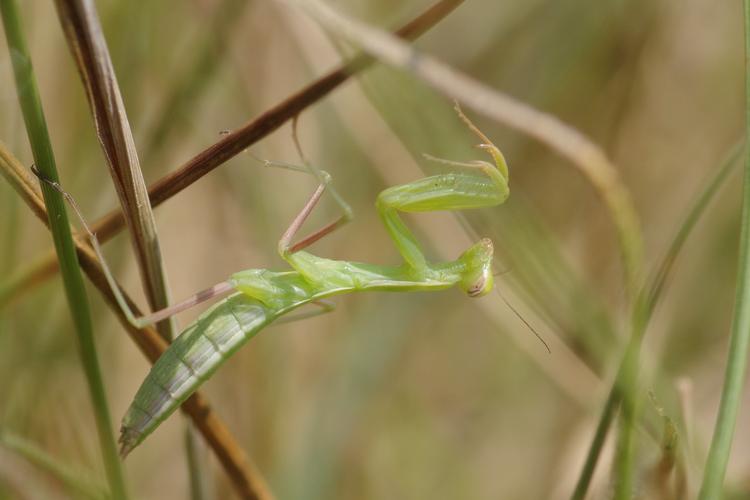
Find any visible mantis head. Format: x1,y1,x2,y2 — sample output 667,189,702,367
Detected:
459,238,494,298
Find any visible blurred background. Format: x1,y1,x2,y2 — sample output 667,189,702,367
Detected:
0,0,745,498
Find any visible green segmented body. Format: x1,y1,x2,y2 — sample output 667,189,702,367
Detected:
120,250,483,454
119,292,273,454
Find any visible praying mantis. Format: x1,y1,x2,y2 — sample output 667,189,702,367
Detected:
38,104,510,457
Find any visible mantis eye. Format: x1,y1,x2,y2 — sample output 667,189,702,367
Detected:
462,267,494,298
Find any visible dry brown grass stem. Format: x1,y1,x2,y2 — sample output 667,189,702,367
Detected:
53,0,175,340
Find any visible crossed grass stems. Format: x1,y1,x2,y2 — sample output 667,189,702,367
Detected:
1,1,744,499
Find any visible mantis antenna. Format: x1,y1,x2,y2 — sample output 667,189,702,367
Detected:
494,287,551,353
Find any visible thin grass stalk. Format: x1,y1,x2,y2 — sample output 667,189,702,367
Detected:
0,1,127,498
698,2,750,495
53,0,175,341
0,143,272,499
646,142,743,311
570,143,743,499
185,428,207,500
612,314,644,500
570,386,618,500
0,0,463,307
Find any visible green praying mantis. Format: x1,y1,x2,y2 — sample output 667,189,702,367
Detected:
37,104,511,456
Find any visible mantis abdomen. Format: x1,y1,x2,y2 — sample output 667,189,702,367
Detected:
119,293,278,455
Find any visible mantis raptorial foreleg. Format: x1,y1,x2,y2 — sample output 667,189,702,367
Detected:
373,103,508,280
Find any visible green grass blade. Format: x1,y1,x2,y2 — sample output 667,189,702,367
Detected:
572,142,743,499
0,1,127,498
698,2,750,495
612,332,640,500
646,142,743,315
569,387,618,500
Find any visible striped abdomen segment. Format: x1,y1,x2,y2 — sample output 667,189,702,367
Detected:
119,293,273,455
